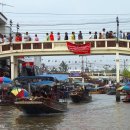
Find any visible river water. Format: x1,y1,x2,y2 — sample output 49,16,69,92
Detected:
0,94,130,130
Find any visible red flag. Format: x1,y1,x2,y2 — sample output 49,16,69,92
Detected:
67,42,91,54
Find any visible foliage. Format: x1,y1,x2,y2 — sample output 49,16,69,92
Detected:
122,69,130,78
59,61,68,72
50,67,58,73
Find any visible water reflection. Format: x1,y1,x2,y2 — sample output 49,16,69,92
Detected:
15,114,65,130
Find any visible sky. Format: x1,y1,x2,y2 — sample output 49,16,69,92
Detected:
2,0,130,35
1,0,130,70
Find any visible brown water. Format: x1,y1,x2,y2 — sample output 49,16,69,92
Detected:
0,94,130,130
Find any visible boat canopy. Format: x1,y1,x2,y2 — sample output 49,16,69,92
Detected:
14,75,57,82
42,74,69,81
30,81,56,87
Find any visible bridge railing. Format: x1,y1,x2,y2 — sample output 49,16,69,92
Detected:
0,39,130,54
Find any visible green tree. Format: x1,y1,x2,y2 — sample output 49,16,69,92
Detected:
122,69,130,78
59,61,68,72
50,67,58,73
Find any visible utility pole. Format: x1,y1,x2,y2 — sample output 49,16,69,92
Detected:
116,16,119,43
16,23,19,33
115,17,120,83
124,59,126,70
9,19,13,45
80,55,85,87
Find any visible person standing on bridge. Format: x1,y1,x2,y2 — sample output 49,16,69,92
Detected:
24,32,31,41
70,32,75,40
50,32,54,41
57,32,61,40
78,31,83,40
64,32,68,40
101,28,106,39
34,34,39,41
45,33,49,41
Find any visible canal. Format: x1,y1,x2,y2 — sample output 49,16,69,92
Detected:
0,94,130,130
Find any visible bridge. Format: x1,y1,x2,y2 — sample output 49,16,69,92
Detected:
0,38,130,81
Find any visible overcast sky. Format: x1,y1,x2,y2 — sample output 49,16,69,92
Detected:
2,0,130,34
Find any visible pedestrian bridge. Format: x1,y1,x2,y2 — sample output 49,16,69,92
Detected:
0,39,130,58
0,38,130,80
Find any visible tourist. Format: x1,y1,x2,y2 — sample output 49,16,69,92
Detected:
78,31,83,40
88,31,92,39
64,32,68,40
70,32,75,40
34,34,39,41
49,32,54,41
127,32,130,40
99,32,102,39
45,33,49,41
24,32,31,41
94,32,97,39
3,35,8,43
101,28,106,39
57,32,61,40
15,33,22,42
119,31,123,39
106,32,109,39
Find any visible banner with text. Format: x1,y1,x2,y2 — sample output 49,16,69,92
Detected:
67,42,91,55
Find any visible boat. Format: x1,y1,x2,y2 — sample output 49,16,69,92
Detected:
15,97,67,115
122,99,130,103
13,75,68,115
70,87,92,103
89,87,106,94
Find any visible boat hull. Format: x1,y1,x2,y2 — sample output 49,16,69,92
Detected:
70,94,92,103
15,100,67,115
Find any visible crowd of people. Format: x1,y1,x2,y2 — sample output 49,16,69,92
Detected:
0,28,130,43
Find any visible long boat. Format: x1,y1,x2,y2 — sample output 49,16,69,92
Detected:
13,75,68,115
15,97,67,115
70,88,92,103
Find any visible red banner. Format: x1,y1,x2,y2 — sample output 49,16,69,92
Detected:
22,62,34,67
67,42,91,54
17,56,24,59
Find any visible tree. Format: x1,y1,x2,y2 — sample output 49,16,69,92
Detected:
59,61,68,72
50,67,58,73
122,69,130,78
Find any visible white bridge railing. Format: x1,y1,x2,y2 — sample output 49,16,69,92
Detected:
0,39,130,56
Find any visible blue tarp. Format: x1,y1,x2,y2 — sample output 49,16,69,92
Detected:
31,81,56,87
42,74,69,81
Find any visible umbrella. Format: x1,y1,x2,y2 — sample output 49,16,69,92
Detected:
0,77,12,84
11,87,22,96
11,87,29,98
16,89,29,98
117,85,130,91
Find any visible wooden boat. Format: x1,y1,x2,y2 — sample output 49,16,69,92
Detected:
70,88,92,103
15,97,67,115
13,75,68,115
122,99,130,103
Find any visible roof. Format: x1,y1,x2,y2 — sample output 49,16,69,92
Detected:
42,74,69,81
0,12,7,24
14,75,56,81
31,81,56,87
14,74,69,82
